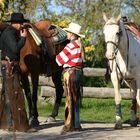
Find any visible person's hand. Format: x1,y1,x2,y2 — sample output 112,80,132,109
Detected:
20,29,27,37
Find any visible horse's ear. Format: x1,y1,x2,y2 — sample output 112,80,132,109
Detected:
116,13,122,22
103,12,108,22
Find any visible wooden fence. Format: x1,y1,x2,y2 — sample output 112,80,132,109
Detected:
40,67,131,99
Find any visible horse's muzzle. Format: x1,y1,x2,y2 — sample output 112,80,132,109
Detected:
106,52,115,60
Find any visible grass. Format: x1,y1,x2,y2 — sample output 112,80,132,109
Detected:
36,97,136,123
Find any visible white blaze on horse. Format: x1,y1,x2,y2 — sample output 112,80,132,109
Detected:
103,13,140,129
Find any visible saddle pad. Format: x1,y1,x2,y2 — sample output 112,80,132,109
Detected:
52,25,67,45
125,22,140,40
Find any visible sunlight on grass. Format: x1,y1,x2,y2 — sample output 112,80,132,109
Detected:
35,97,133,123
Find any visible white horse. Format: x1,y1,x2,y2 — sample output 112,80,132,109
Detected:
103,13,140,129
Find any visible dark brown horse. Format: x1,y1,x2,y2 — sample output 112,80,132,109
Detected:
0,20,68,127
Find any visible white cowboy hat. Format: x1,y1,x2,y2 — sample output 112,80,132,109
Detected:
63,22,85,38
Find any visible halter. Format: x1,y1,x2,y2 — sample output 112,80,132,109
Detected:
106,41,119,48
105,22,132,85
104,22,126,82
106,41,119,56
104,23,121,59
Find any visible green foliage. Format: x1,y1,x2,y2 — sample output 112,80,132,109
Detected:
84,77,107,87
2,0,140,86
0,0,13,21
2,0,140,67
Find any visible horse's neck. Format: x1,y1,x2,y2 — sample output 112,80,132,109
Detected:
118,21,128,60
112,49,134,79
114,22,131,76
117,22,131,69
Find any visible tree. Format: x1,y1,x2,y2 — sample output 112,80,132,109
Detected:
1,0,140,67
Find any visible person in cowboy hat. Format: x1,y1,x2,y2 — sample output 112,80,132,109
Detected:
55,22,85,134
0,12,29,62
0,12,34,132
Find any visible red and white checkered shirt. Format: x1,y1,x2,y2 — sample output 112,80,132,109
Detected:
56,40,83,68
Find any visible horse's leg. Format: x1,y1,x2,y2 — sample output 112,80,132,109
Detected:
24,55,40,127
109,61,122,129
47,69,64,122
128,80,139,126
21,75,32,118
136,77,140,125
28,71,40,127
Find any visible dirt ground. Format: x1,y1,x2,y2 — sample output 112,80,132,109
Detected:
0,117,140,140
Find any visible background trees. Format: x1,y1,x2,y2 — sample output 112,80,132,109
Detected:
1,0,140,68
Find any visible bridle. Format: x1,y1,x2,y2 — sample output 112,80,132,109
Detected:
106,41,118,48
104,23,121,60
104,23,125,82
106,41,119,59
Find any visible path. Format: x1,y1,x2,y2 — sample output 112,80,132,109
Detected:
0,117,140,140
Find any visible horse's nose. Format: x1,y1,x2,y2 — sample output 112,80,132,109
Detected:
106,52,115,60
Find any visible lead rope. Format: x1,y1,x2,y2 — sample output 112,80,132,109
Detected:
113,46,130,87
114,57,130,88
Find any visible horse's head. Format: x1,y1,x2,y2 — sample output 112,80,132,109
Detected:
103,13,121,60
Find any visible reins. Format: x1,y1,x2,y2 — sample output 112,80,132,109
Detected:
105,31,126,85
105,21,131,85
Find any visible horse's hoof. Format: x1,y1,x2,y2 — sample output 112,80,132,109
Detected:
29,117,39,127
130,118,139,127
46,116,56,123
114,122,123,129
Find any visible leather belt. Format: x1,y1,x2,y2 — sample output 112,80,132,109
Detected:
63,66,82,72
